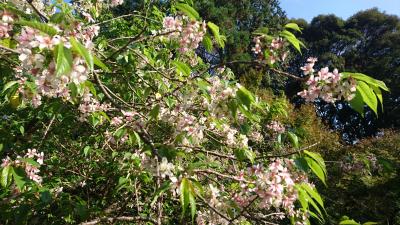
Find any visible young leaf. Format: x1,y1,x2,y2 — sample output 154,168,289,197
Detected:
304,156,327,185
151,181,171,206
370,85,383,111
2,81,18,93
70,37,94,71
189,189,197,221
357,81,378,115
150,104,161,120
207,22,225,48
17,20,58,36
349,89,364,115
12,167,27,190
1,166,12,188
285,23,302,33
287,131,299,148
236,86,255,109
304,150,326,173
173,61,191,77
55,43,73,76
20,158,40,167
342,72,389,92
180,178,190,217
202,34,213,52
175,3,200,20
301,183,324,209
280,30,305,53
93,55,110,72
339,220,360,225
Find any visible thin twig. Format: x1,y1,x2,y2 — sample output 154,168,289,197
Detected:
37,115,56,150
255,142,320,160
194,169,253,184
79,216,157,225
0,45,19,54
26,0,49,22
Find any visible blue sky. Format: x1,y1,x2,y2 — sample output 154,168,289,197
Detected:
280,0,400,22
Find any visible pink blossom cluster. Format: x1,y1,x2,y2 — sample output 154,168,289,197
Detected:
340,153,381,175
78,91,111,121
197,159,310,224
0,10,14,38
297,58,357,103
266,121,286,134
5,17,100,108
252,36,289,64
1,148,44,184
203,76,237,119
111,0,124,7
163,16,207,53
159,103,206,146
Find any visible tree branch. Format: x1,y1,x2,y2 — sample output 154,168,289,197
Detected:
26,0,49,22
79,216,157,225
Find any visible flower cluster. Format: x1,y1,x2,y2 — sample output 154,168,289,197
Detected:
0,10,13,38
3,13,101,109
78,91,110,121
163,16,207,53
1,148,44,183
111,0,124,7
340,153,381,175
197,159,310,224
297,58,357,103
266,121,286,134
252,36,289,64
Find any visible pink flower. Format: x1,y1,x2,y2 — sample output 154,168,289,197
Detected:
1,10,14,23
1,156,11,167
111,116,123,126
111,0,124,7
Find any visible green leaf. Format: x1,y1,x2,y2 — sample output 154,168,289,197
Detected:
363,222,378,225
175,3,200,20
287,131,299,148
1,166,12,188
19,126,24,136
236,86,255,109
339,220,360,225
234,148,255,163
150,104,161,120
189,189,197,221
93,55,110,72
285,23,302,33
70,37,94,71
349,89,364,115
301,183,324,208
84,81,97,97
20,158,40,167
207,22,226,48
357,81,378,115
202,34,213,52
55,43,73,76
17,20,58,36
2,81,18,94
280,30,305,53
173,61,191,77
304,150,327,185
151,181,171,206
342,72,389,92
304,156,326,185
370,85,383,111
83,146,91,157
12,167,27,190
180,177,190,217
